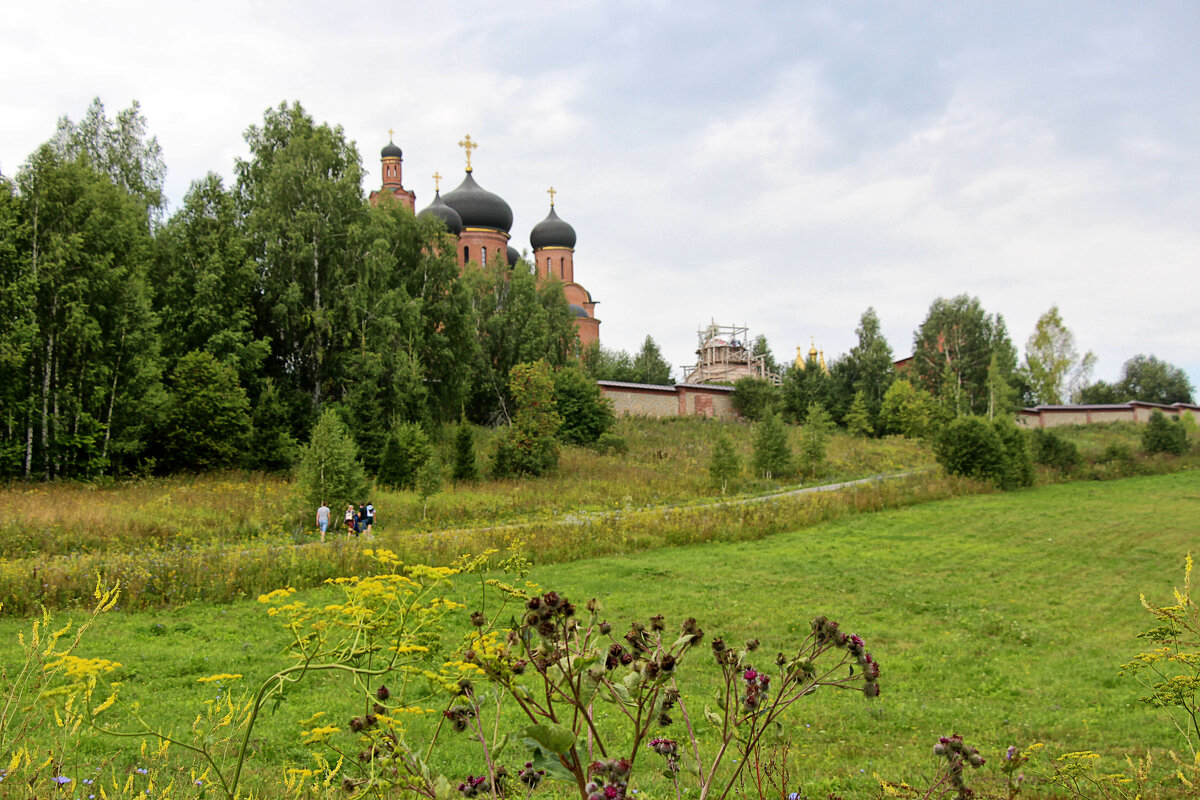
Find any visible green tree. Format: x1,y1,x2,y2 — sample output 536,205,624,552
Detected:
0,176,37,477
15,145,162,477
492,361,562,477
752,409,792,480
844,391,872,437
631,335,674,385
416,451,443,520
708,431,741,495
730,376,780,421
297,408,368,512
466,258,576,423
751,334,779,377
553,364,614,445
246,378,299,471
378,422,432,490
237,101,366,411
580,342,637,382
781,357,832,423
992,418,1034,490
1022,305,1095,405
933,416,1004,484
913,295,1010,417
1119,355,1194,405
159,351,251,472
451,423,480,483
844,308,895,432
879,379,942,439
51,97,167,219
152,173,267,383
798,403,835,478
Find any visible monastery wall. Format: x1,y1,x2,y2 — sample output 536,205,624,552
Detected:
598,381,738,419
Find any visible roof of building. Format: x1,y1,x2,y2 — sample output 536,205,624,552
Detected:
1021,401,1200,413
381,140,403,159
417,190,464,235
597,380,736,393
441,171,513,233
507,245,519,266
530,206,577,250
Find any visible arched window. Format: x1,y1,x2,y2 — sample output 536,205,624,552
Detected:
481,246,487,265
463,245,469,263
560,257,565,279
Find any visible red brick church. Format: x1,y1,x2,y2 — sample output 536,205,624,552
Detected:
369,133,600,347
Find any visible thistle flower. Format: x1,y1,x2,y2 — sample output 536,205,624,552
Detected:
376,684,390,701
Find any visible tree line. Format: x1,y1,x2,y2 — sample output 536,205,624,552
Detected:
733,297,1194,437
0,99,614,479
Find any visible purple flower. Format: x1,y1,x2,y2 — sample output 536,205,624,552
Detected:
53,776,72,785
743,668,758,681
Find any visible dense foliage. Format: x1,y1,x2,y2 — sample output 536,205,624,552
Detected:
0,99,579,479
933,415,1033,490
1142,410,1189,456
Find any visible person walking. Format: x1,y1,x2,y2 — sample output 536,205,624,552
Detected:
316,502,330,543
344,504,355,537
365,502,376,534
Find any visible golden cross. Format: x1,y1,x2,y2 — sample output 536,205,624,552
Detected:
458,134,477,172
388,127,394,140
432,171,442,192
547,186,557,206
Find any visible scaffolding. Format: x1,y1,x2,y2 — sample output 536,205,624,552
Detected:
680,321,781,385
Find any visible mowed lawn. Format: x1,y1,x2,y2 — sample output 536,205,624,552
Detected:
3,470,1197,797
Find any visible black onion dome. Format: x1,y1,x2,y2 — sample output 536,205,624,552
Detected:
568,304,589,318
441,171,513,232
417,191,464,235
381,140,403,159
506,246,519,266
530,206,577,250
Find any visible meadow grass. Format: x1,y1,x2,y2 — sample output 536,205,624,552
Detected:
3,471,1197,798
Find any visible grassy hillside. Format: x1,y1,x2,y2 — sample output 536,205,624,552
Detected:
3,471,1196,798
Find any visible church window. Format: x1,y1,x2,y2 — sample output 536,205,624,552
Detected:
481,246,487,264
560,257,565,278
463,245,469,263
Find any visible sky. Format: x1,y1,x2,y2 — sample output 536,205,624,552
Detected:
2,1,1198,392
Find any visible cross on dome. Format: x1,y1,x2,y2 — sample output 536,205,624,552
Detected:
388,127,394,140
547,186,557,207
432,171,442,192
458,134,477,172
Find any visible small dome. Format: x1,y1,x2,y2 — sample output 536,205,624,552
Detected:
506,245,519,266
441,171,513,233
381,140,403,159
417,191,464,235
530,206,577,250
568,304,589,318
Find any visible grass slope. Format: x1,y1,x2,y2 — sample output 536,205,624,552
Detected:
2,471,1197,797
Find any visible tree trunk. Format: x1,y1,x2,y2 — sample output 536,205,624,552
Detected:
24,363,34,478
312,234,321,405
40,332,52,479
102,328,126,460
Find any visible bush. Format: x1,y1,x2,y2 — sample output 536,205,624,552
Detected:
160,350,250,471
1030,428,1080,472
297,409,369,512
1142,410,1189,455
844,391,872,437
934,416,1003,484
752,409,793,479
799,402,835,478
993,418,1035,490
1102,442,1134,465
880,379,942,439
593,432,628,454
731,377,780,421
554,365,615,445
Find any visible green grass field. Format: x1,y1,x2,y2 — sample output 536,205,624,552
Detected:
4,470,1197,798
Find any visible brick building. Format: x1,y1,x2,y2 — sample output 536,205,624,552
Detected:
369,134,600,347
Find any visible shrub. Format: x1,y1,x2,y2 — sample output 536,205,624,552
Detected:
417,452,442,519
708,431,741,494
594,431,628,454
880,379,942,439
450,424,480,483
933,416,1003,484
296,409,369,512
246,378,298,471
731,376,780,421
1143,410,1189,455
993,418,1035,490
752,409,793,479
553,364,615,445
1030,428,1080,471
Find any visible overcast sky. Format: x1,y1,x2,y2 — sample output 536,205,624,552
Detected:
3,1,1197,392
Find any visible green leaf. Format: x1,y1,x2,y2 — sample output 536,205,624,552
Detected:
523,722,576,755
672,633,696,650
492,732,510,761
434,775,457,800
704,704,723,728
524,743,578,782
606,681,635,707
